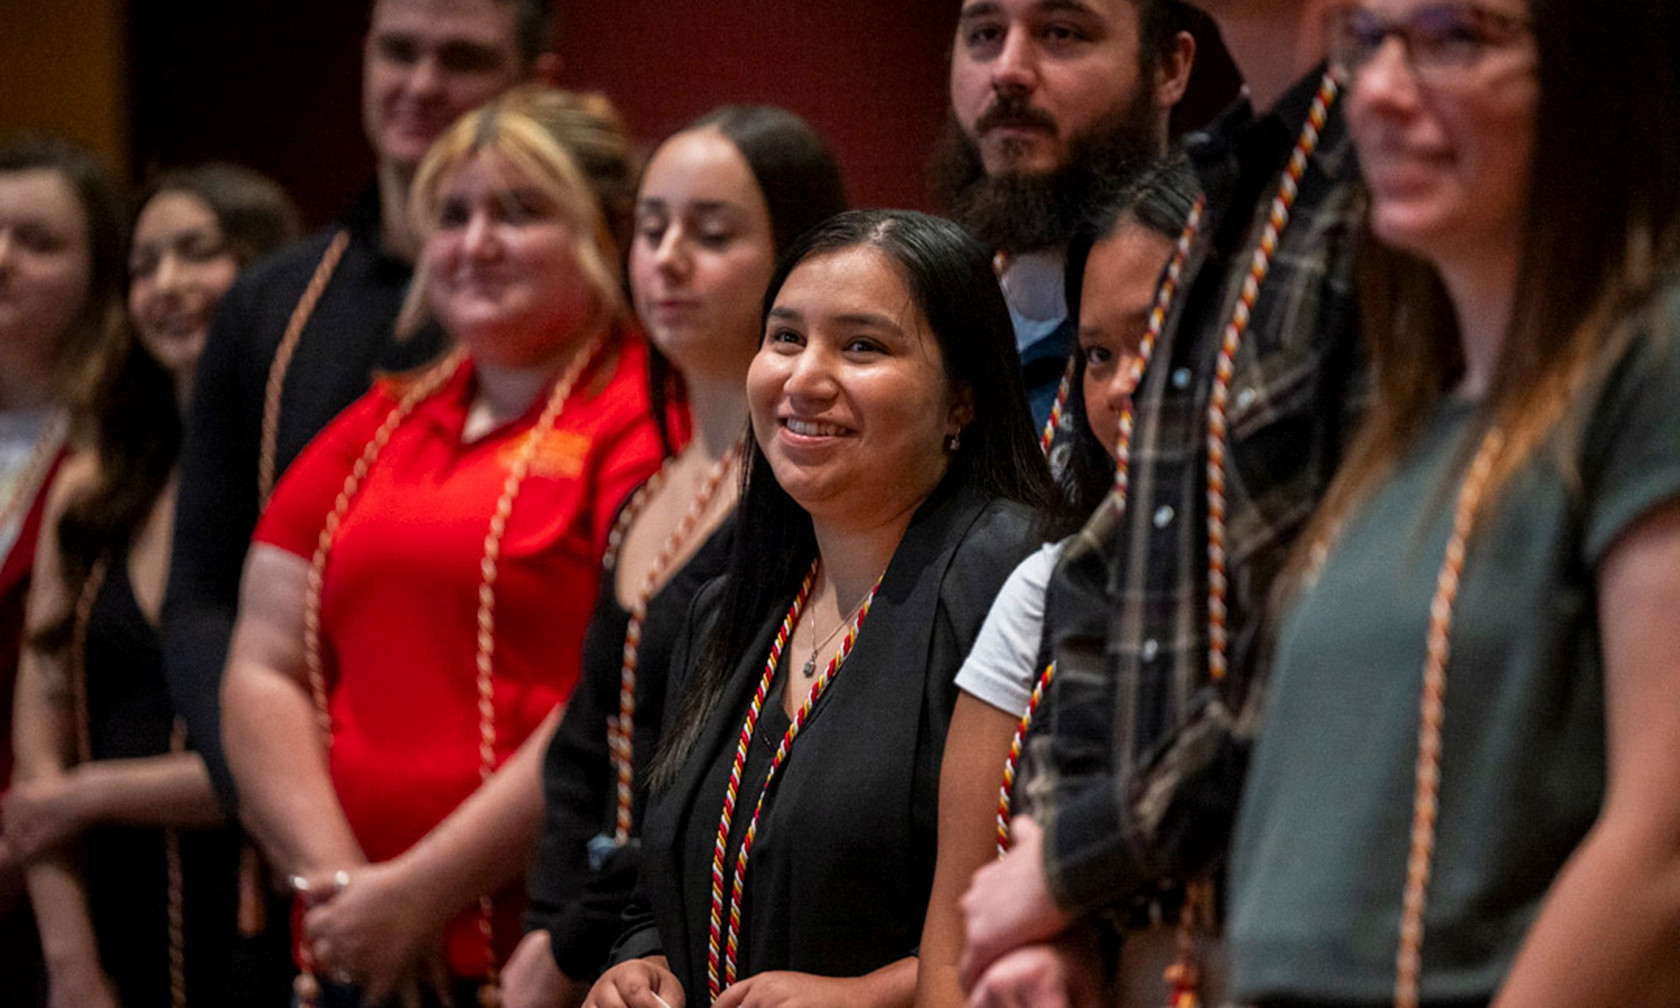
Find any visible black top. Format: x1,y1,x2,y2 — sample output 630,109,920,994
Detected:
613,482,1040,1000
83,557,241,1007
525,496,736,981
161,189,446,808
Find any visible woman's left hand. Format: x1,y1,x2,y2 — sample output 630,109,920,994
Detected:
301,858,450,1004
1,770,94,862
711,971,885,1008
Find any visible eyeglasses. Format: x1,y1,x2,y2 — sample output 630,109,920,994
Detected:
1325,3,1533,88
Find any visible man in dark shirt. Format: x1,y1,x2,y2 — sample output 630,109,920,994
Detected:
934,0,1195,432
959,0,1367,1002
163,0,557,812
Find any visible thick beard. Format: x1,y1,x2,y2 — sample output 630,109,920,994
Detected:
933,82,1160,254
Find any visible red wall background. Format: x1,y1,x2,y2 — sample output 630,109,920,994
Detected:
125,2,1237,227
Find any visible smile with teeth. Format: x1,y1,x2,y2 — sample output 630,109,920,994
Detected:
784,417,849,437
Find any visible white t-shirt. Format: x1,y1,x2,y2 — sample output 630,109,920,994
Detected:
954,540,1065,716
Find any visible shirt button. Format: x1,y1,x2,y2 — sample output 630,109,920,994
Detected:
1153,505,1175,528
1236,386,1258,410
1172,368,1192,390
1141,639,1160,662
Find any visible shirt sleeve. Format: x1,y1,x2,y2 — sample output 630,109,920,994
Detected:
1582,302,1680,565
1033,499,1160,917
954,541,1062,716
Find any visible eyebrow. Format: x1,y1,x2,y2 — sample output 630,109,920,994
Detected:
1078,308,1153,340
959,0,1096,20
766,306,905,334
636,199,743,216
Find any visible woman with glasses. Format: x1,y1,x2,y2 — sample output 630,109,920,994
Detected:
1227,0,1680,1004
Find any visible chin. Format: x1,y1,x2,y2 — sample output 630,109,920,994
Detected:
981,141,1058,178
1368,200,1456,261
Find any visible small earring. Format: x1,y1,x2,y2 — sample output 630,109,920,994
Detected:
946,431,962,452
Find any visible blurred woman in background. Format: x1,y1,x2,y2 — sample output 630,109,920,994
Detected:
1226,0,1680,1003
8,162,298,1007
221,88,663,1007
0,134,127,1006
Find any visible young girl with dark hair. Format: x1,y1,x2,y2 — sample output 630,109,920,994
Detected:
7,160,298,1007
916,159,1200,1008
587,209,1056,1008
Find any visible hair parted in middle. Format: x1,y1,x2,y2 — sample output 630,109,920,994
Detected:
649,208,1059,789
401,85,638,341
643,104,852,456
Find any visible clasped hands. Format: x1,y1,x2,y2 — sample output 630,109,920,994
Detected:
294,856,454,1006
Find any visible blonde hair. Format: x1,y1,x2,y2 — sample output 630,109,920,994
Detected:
399,86,638,341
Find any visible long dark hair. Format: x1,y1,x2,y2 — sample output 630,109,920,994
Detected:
650,209,1057,787
34,164,298,652
1058,156,1199,519
643,106,850,454
1290,0,1680,583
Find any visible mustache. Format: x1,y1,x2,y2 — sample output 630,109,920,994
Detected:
974,94,1058,135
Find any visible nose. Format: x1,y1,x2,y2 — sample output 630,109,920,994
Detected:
407,52,446,100
782,341,837,404
1352,35,1422,113
461,209,499,259
992,24,1037,95
653,225,689,279
153,251,185,296
1104,352,1142,417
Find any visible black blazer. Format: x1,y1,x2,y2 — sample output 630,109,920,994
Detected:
623,480,1041,999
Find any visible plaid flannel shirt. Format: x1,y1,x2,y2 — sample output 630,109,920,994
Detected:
1033,68,1370,919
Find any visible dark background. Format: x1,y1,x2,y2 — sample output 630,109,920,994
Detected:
9,1,1239,226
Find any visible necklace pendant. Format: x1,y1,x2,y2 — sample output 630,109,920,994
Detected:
802,657,817,678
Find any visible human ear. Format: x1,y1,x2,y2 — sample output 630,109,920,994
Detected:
1156,31,1197,110
946,383,976,436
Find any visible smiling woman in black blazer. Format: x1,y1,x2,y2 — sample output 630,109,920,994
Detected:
585,210,1058,1008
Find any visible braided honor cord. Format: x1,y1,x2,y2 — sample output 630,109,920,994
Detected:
706,561,883,1001
1206,75,1339,681
607,445,740,845
1040,356,1077,455
296,333,606,1007
1394,427,1503,1008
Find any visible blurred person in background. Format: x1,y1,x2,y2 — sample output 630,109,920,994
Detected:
222,89,662,1008
7,163,298,1008
0,134,126,1007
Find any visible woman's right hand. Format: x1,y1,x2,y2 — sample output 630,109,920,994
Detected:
585,956,685,1008
503,929,587,1008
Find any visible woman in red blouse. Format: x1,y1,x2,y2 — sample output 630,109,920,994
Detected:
221,88,664,1008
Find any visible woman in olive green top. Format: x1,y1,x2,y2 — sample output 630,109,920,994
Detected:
1227,0,1680,1005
